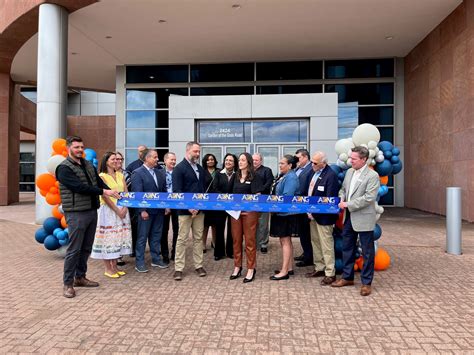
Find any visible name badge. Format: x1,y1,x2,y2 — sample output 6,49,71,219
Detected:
245,181,251,184
317,186,324,192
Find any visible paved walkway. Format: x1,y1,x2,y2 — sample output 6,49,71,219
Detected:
0,198,473,354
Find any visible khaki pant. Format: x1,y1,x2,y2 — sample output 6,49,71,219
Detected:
310,220,335,277
174,213,205,272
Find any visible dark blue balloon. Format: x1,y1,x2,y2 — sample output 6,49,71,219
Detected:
35,228,48,244
375,160,393,176
391,147,400,156
330,164,342,175
374,224,382,241
384,150,393,159
378,141,393,152
43,217,62,234
44,235,60,250
391,156,400,164
392,161,403,175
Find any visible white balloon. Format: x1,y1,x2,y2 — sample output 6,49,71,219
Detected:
335,139,355,155
56,245,68,258
376,213,381,221
375,204,384,214
361,143,368,149
352,123,381,146
369,149,376,158
46,155,66,175
368,140,378,149
375,155,385,163
374,240,379,254
336,159,346,168
374,147,380,154
347,158,352,167
339,153,348,162
370,159,376,166
58,204,64,214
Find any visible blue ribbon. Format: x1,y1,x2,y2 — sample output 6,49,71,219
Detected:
117,192,340,214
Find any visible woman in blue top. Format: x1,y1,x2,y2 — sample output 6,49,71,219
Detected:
270,155,300,281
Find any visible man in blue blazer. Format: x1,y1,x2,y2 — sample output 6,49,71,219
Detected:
172,141,207,281
131,149,168,273
294,149,315,267
306,151,339,285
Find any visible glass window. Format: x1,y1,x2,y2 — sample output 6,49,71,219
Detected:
325,59,394,79
20,184,35,192
126,111,169,129
358,106,394,125
191,63,254,82
325,83,394,105
253,121,307,143
378,127,394,142
256,85,322,95
20,153,35,162
126,65,188,83
190,86,254,96
199,121,251,143
256,146,279,177
379,188,394,205
20,163,35,177
125,149,137,166
256,61,323,80
126,88,188,109
126,129,169,148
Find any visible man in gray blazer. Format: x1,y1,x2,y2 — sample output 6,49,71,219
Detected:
332,146,380,296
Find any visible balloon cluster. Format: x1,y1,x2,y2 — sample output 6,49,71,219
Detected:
34,138,98,252
329,123,404,272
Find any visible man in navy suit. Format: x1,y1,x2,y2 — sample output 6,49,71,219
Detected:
294,148,315,267
131,149,168,273
172,142,207,281
306,151,339,285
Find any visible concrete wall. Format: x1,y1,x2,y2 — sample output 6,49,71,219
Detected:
404,0,474,221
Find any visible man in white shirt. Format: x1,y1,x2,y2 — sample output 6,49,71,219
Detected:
332,146,380,296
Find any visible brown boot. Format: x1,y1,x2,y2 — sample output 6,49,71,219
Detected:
74,277,99,287
360,285,372,296
63,285,76,298
331,278,354,287
320,276,336,286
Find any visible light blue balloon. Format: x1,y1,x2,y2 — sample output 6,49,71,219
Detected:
56,231,67,240
53,228,63,237
374,224,382,240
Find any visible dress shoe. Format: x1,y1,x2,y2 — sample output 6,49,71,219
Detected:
270,273,289,281
320,276,336,286
296,261,312,267
173,271,183,281
229,267,242,280
214,256,224,261
243,269,256,283
260,247,268,254
305,270,325,278
294,254,305,261
331,278,355,287
74,277,99,287
360,285,372,296
274,270,294,276
63,285,76,298
195,267,207,277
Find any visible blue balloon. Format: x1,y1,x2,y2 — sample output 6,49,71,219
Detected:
392,161,403,175
56,231,67,240
374,224,382,241
35,228,48,244
355,251,361,259
84,148,97,161
43,217,62,234
391,147,400,156
335,258,343,273
58,237,70,246
44,235,61,250
53,228,63,237
378,141,393,152
391,156,400,164
375,160,393,176
384,150,393,159
338,172,345,180
330,164,342,175
64,228,69,235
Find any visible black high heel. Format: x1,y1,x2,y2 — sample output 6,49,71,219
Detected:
229,267,242,280
243,269,256,283
270,273,289,281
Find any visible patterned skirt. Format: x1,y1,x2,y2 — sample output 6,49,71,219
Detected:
91,204,132,260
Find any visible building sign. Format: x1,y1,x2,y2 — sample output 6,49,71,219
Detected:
198,121,251,143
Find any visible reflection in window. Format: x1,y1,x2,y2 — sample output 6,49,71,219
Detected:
325,83,394,105
358,106,394,125
126,130,169,148
379,188,394,205
126,111,169,129
126,88,188,109
253,121,307,143
325,59,394,79
199,122,251,143
190,87,254,96
379,127,394,143
338,102,359,138
256,85,322,95
126,65,188,83
191,63,254,82
257,61,323,81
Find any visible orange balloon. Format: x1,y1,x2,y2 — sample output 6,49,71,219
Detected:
354,263,359,271
36,173,57,191
45,192,61,205
368,165,375,170
62,151,68,157
61,216,68,228
374,247,391,271
52,205,64,219
49,186,58,194
379,176,389,185
39,189,48,197
355,256,364,270
335,211,344,230
55,181,60,188
52,138,66,154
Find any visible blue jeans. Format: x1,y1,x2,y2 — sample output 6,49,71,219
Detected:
341,211,375,285
136,213,164,267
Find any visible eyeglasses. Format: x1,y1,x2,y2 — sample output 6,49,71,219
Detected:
311,161,320,165
116,158,123,161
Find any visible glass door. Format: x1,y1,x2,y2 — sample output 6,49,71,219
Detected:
256,145,280,177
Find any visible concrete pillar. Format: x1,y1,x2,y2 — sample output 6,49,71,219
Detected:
35,3,68,223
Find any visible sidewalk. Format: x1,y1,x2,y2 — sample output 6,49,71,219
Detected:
0,198,473,353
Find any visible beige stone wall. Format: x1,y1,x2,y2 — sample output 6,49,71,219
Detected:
404,0,474,222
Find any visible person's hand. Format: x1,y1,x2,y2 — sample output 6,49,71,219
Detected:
141,211,149,220
118,207,128,219
165,208,171,215
307,213,314,221
189,209,198,217
104,189,121,199
338,201,348,209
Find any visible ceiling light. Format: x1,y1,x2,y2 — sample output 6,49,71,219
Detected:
71,52,78,55
232,4,241,9
158,19,167,23
149,76,155,79
105,36,112,39
385,36,394,40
